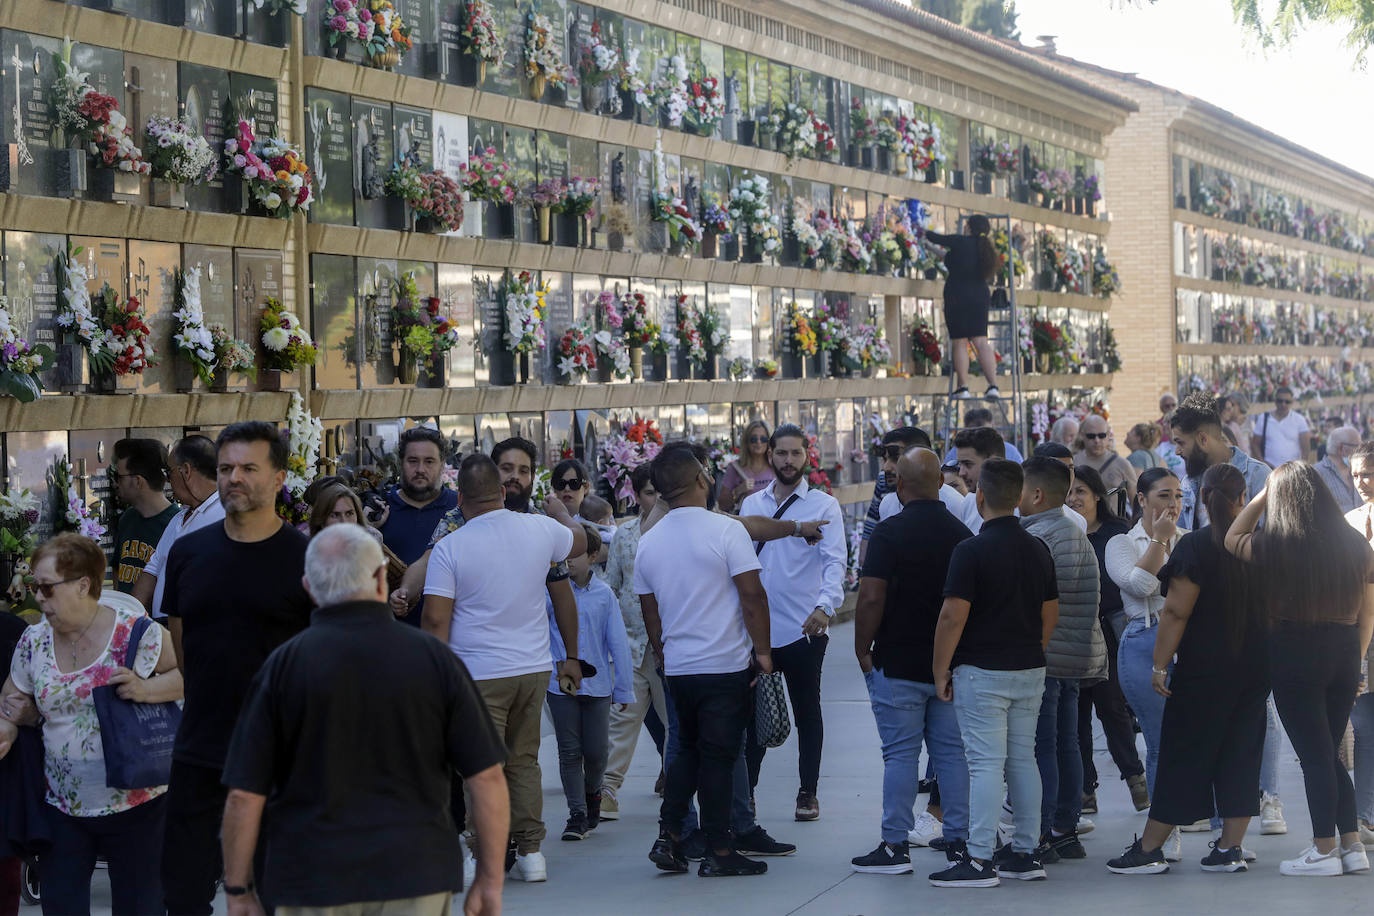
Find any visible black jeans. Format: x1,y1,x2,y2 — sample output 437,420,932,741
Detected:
1078,621,1143,790
661,669,751,851
39,795,165,916
161,761,268,916
1270,620,1362,839
747,634,827,795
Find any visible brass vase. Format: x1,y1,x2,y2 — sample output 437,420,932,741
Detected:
529,73,547,101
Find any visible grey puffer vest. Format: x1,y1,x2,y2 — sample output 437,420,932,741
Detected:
1022,509,1107,683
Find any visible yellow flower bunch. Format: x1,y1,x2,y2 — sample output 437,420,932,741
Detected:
789,304,818,356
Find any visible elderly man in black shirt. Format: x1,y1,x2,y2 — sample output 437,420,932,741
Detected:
221,524,509,916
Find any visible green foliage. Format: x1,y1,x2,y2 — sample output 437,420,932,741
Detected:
1232,0,1374,67
916,0,1020,40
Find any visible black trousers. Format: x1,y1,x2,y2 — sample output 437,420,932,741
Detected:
161,761,268,916
746,634,827,795
1270,620,1362,839
39,795,165,916
1078,621,1143,790
661,669,751,851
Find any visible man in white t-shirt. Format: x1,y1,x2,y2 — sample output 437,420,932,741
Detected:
423,454,586,884
130,435,224,619
1251,386,1312,467
637,443,773,878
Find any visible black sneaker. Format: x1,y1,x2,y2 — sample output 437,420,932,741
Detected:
929,835,951,852
1082,792,1099,815
735,826,797,856
851,841,913,875
562,814,589,841
1200,842,1247,873
1047,830,1087,860
1034,835,1062,865
699,850,767,877
929,854,1000,888
679,830,707,862
1107,836,1170,875
942,838,968,863
918,777,936,796
585,793,601,830
996,850,1047,881
649,831,688,873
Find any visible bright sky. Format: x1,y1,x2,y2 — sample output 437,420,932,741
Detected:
1012,0,1374,177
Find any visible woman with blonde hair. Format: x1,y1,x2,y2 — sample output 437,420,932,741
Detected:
718,419,775,513
1126,423,1163,471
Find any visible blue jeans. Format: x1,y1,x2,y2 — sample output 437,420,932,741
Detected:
662,669,756,837
1036,676,1082,836
1118,619,1169,795
953,665,1045,861
1353,692,1374,826
863,667,969,845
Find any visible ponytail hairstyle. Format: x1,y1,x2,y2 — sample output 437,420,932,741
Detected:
1199,462,1250,649
967,214,998,284
1131,467,1179,526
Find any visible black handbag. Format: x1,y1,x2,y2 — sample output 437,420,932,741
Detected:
91,616,181,790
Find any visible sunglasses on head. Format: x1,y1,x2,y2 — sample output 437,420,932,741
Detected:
1083,432,1109,441
34,577,81,599
552,477,587,491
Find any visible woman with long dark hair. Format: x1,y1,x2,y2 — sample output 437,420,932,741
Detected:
1225,461,1374,876
924,214,1000,400
1108,463,1266,875
1067,467,1147,819
718,419,775,514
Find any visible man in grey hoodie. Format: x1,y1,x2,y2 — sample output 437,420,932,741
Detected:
1019,457,1107,862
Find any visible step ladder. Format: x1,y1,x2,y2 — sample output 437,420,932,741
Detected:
934,213,1025,457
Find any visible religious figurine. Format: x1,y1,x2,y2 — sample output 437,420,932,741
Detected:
360,124,386,200
722,70,741,144
611,151,625,203
683,175,698,216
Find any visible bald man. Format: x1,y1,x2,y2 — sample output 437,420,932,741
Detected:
852,448,974,873
1315,425,1361,512
1073,415,1137,504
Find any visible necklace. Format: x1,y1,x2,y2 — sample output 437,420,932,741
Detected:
58,607,103,669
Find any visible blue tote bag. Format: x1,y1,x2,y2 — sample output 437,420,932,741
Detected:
91,616,181,790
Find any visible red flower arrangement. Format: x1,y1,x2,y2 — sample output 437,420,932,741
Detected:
624,416,663,446
94,285,156,376
805,434,833,494
622,292,653,346
812,113,836,157
910,318,941,371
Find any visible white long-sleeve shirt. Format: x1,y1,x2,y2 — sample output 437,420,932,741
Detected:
144,491,225,617
742,480,847,649
1105,521,1187,625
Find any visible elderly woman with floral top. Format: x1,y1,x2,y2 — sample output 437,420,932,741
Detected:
0,533,181,916
599,463,669,819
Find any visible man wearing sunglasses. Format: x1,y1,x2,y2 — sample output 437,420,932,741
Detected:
1251,386,1314,468
1073,415,1137,506
110,438,178,595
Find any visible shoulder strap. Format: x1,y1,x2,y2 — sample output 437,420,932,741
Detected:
755,493,802,556
125,615,151,669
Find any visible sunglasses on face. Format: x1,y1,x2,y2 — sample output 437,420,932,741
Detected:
1276,399,1293,406
881,445,904,461
552,477,587,491
748,436,769,444
1083,432,1109,441
34,577,81,599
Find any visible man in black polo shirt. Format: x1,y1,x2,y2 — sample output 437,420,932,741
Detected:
851,447,972,876
160,422,315,915
930,458,1059,888
221,524,508,916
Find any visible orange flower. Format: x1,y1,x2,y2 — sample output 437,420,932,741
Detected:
276,169,290,182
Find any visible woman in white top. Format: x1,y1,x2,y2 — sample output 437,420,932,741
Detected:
1106,468,1186,808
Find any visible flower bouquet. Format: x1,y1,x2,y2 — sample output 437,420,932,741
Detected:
93,285,155,382
579,19,620,88
695,303,729,371
556,323,597,381
525,10,574,100
784,303,818,378
259,297,317,384
172,267,218,388
771,103,817,164
501,270,547,356
727,173,780,262
210,324,256,384
558,176,600,246
0,297,53,403
812,113,837,161
791,212,822,266
699,193,732,258
144,116,217,206
460,0,503,83
52,456,105,542
1092,247,1121,298
849,97,876,167
280,391,324,526
755,358,779,379
394,166,464,233
910,318,942,375
683,62,724,136
52,39,149,199
651,54,690,128
593,330,632,380
975,139,1018,174
600,419,663,505
323,0,413,69
527,178,566,243
673,296,706,369
223,120,313,218
0,475,41,559
855,323,891,374
461,146,517,237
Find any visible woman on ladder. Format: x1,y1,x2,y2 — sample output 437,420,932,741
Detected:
926,214,1001,400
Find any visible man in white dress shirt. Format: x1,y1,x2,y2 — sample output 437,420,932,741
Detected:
131,435,225,620
740,424,847,823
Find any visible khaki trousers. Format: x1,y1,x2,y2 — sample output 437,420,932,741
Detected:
277,891,451,916
602,651,668,793
466,671,549,853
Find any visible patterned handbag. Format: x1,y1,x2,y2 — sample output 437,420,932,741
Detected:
754,670,791,748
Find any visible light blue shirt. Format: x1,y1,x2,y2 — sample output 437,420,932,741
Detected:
1179,446,1270,530
546,576,635,702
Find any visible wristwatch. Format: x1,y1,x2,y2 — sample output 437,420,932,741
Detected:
792,520,802,536
223,883,254,897
818,604,835,618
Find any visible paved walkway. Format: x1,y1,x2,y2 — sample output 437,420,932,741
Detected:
85,621,1367,914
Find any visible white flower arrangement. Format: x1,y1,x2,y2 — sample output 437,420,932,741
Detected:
144,116,217,186
653,54,690,128
172,267,217,383
56,456,105,542
524,11,574,87
593,330,632,379
55,252,103,354
620,47,651,105
284,391,323,500
791,211,822,261
728,174,781,254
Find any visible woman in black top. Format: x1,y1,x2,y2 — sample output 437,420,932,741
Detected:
924,214,1000,400
1067,466,1146,816
1107,463,1266,875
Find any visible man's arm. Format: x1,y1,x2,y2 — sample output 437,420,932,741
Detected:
465,763,510,916
1250,431,1266,464
853,577,886,673
221,789,267,916
738,515,827,544
931,597,970,701
422,594,452,641
1039,598,1060,651
640,593,664,666
169,617,185,676
732,569,772,674
390,549,431,617
547,577,582,693
543,498,588,558
130,570,156,613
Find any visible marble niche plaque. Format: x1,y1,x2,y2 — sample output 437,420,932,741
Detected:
127,240,181,394
0,31,61,196
431,111,474,237
351,99,400,230
436,263,473,387
182,244,240,387
2,230,64,391
305,88,354,225
311,253,358,390
233,248,284,390
357,258,399,387
179,63,231,213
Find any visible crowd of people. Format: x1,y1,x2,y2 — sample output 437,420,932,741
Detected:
0,386,1371,912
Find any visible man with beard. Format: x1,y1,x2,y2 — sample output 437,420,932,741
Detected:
1171,392,1269,530
159,422,314,914
377,427,458,625
740,424,846,823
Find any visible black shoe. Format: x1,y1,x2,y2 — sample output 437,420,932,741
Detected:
851,840,913,875
1034,835,1062,865
995,850,1047,881
929,854,1000,888
585,793,601,830
929,835,951,852
699,849,767,877
1082,792,1099,815
735,826,796,856
942,838,968,863
918,777,936,796
649,831,688,873
1048,830,1087,860
679,830,707,862
1200,842,1247,873
1107,836,1169,875
562,814,589,841
504,837,518,873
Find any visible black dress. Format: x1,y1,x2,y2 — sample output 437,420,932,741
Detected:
926,231,990,339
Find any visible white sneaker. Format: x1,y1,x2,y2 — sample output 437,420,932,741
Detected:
984,386,1001,400
1077,816,1095,835
1279,845,1342,877
1179,818,1211,833
908,811,944,847
510,851,547,882
1209,828,1256,862
599,786,620,821
1341,841,1371,874
1360,823,1374,846
1163,827,1182,863
1260,793,1287,835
